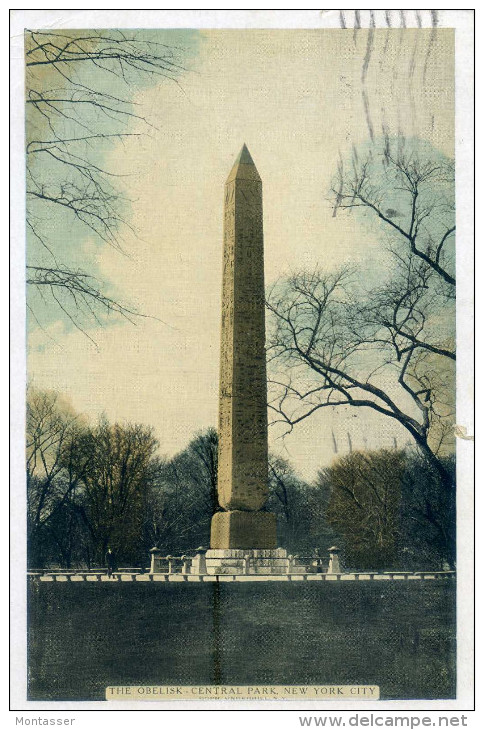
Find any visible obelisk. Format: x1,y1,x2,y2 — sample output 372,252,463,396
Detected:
210,144,277,550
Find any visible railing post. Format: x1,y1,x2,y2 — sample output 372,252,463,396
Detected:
149,547,162,574
192,547,207,575
327,546,341,574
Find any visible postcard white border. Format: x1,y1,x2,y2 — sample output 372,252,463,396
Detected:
9,5,475,721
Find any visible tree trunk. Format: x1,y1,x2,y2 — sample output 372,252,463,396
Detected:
413,434,455,491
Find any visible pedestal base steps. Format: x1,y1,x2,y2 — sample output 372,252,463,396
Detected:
205,548,295,575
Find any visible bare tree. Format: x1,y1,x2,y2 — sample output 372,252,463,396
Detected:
142,428,219,554
70,417,159,565
267,455,332,553
267,142,455,488
26,387,89,566
332,142,455,289
188,428,220,515
320,449,406,571
266,265,454,488
25,29,186,329
316,447,455,571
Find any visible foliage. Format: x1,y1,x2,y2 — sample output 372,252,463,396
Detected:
26,387,88,566
70,418,159,565
267,455,337,555
27,389,454,571
320,449,405,570
26,398,337,567
399,450,456,569
142,430,334,557
141,428,219,554
319,448,455,571
26,388,158,567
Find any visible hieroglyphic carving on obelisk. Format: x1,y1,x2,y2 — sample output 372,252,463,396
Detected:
210,144,277,549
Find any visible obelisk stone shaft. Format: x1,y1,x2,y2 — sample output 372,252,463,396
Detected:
218,144,268,511
211,144,276,550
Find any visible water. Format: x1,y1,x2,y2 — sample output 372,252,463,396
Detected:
28,580,456,701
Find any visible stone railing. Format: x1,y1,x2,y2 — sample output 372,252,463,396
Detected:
27,567,147,575
149,548,335,576
28,569,456,584
149,555,193,575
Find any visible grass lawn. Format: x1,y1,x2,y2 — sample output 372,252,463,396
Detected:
28,580,455,701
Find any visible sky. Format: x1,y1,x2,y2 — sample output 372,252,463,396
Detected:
27,28,455,479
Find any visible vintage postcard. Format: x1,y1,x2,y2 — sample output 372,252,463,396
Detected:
10,8,474,716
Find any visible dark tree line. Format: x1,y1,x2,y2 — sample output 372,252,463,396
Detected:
320,448,455,571
26,390,223,567
26,388,334,567
27,388,159,568
27,388,454,571
141,428,219,555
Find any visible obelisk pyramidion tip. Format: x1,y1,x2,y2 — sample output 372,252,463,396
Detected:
236,143,255,165
226,143,261,182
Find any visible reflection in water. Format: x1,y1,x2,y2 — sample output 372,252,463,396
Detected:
211,579,222,683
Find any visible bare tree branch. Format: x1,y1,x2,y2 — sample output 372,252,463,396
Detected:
26,29,187,330
266,262,455,487
331,144,455,287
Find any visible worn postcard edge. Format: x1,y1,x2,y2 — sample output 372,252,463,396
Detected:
9,8,475,713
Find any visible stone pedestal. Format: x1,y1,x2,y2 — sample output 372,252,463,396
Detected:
327,546,341,574
181,556,191,575
210,510,277,550
191,547,208,575
149,547,162,575
205,547,289,575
